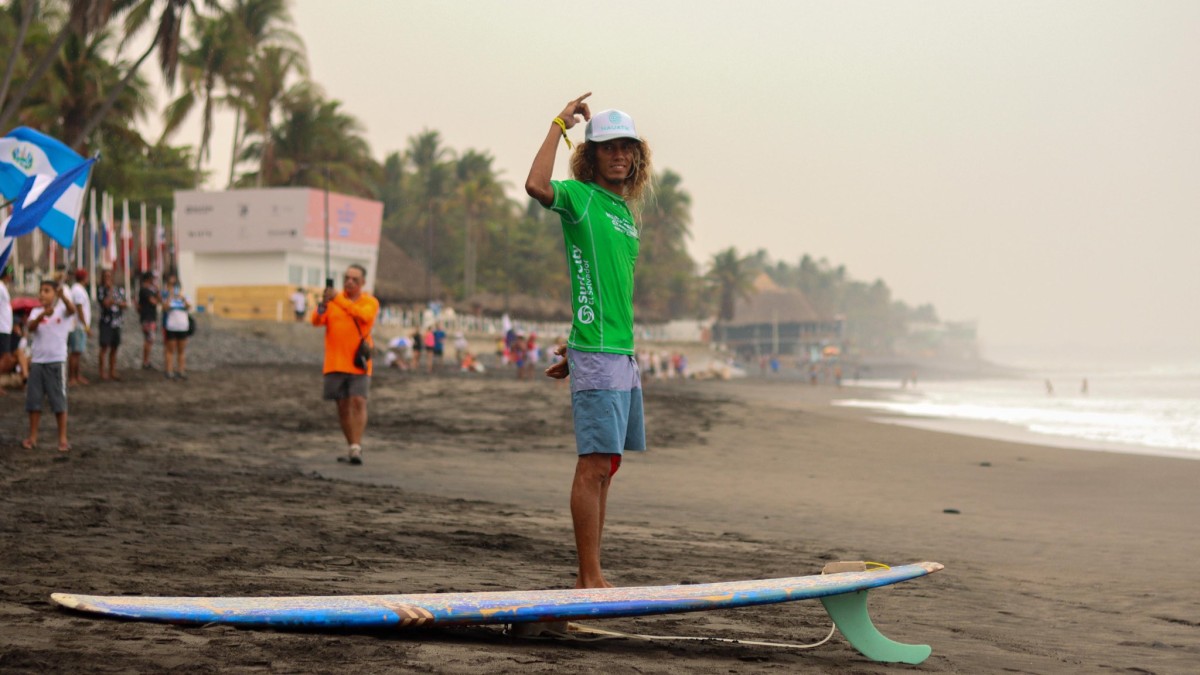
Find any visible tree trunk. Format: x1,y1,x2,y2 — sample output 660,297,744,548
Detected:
0,0,36,113
70,35,158,150
226,105,241,188
0,18,73,133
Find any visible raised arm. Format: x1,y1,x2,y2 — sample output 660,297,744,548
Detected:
59,284,77,318
525,92,591,207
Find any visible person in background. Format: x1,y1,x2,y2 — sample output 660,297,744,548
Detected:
0,266,14,394
432,323,446,372
24,278,78,453
96,269,127,381
411,327,423,371
66,268,91,385
526,92,652,588
161,272,191,380
453,331,468,365
137,272,160,370
291,286,308,322
312,264,379,465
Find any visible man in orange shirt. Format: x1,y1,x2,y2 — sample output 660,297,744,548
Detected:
312,264,379,465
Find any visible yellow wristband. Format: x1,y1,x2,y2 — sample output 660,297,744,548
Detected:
552,117,574,150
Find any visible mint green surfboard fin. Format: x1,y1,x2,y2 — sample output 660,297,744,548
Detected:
820,590,932,665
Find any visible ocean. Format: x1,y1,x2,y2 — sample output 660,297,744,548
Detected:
832,362,1200,460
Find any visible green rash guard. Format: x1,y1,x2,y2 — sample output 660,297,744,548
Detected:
549,179,639,355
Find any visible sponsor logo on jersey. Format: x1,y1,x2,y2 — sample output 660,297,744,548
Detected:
607,212,638,238
571,245,596,324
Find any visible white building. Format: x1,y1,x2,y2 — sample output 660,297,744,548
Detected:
175,188,382,320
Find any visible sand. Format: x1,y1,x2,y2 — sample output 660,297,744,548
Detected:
2,361,1198,673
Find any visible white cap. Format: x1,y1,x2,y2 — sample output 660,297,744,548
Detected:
585,109,640,143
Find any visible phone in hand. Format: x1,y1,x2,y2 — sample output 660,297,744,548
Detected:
325,277,334,290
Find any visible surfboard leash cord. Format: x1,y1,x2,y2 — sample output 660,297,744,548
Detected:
505,561,893,649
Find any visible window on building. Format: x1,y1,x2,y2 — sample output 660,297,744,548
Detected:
288,265,303,285
308,267,323,287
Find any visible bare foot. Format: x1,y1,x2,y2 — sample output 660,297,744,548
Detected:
21,438,37,450
58,442,71,453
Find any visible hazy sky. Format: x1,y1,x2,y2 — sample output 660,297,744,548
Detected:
173,1,1200,362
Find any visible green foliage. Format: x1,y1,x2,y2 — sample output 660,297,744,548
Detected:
706,247,757,321
0,1,935,340
757,252,929,355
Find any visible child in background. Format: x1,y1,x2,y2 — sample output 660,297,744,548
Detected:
24,279,78,453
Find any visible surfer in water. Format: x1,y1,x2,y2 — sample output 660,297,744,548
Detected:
526,92,652,589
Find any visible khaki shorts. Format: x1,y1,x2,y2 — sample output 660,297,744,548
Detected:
323,372,370,400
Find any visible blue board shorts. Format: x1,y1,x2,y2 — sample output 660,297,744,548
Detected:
568,348,646,456
68,328,87,354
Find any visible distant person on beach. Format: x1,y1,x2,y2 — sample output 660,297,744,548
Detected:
96,269,127,381
161,272,192,380
526,92,651,588
312,264,379,465
411,328,423,370
291,287,308,322
432,323,446,371
137,272,160,370
1081,378,1089,396
23,278,78,453
67,269,91,385
1045,379,1054,396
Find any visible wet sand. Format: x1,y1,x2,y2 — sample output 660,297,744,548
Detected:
2,362,1199,673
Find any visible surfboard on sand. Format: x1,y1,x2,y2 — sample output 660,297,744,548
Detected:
52,561,944,664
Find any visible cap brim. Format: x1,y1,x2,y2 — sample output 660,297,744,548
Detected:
588,132,642,143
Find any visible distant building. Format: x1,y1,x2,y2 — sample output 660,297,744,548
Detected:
714,274,843,360
175,188,381,320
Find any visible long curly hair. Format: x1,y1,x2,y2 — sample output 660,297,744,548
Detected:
569,139,653,203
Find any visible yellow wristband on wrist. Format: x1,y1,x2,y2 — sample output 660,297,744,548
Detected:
552,117,574,150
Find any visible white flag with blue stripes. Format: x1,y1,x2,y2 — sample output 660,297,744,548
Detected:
0,127,94,248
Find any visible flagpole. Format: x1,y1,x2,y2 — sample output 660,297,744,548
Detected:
122,199,131,305
138,199,147,273
87,189,96,299
155,205,163,278
139,201,148,274
156,206,165,275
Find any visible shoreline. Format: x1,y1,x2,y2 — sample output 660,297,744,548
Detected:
3,362,1198,672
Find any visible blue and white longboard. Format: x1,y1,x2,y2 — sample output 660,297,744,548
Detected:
52,561,943,664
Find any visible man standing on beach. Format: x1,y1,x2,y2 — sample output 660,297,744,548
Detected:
291,287,308,322
525,92,652,588
312,264,378,465
137,272,159,370
96,269,127,381
67,269,91,385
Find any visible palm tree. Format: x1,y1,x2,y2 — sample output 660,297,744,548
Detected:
16,25,151,159
160,13,240,175
406,130,454,301
455,150,504,300
234,45,308,187
0,0,116,133
236,87,378,197
634,170,699,319
707,247,756,322
0,0,37,112
221,0,306,186
70,0,219,149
